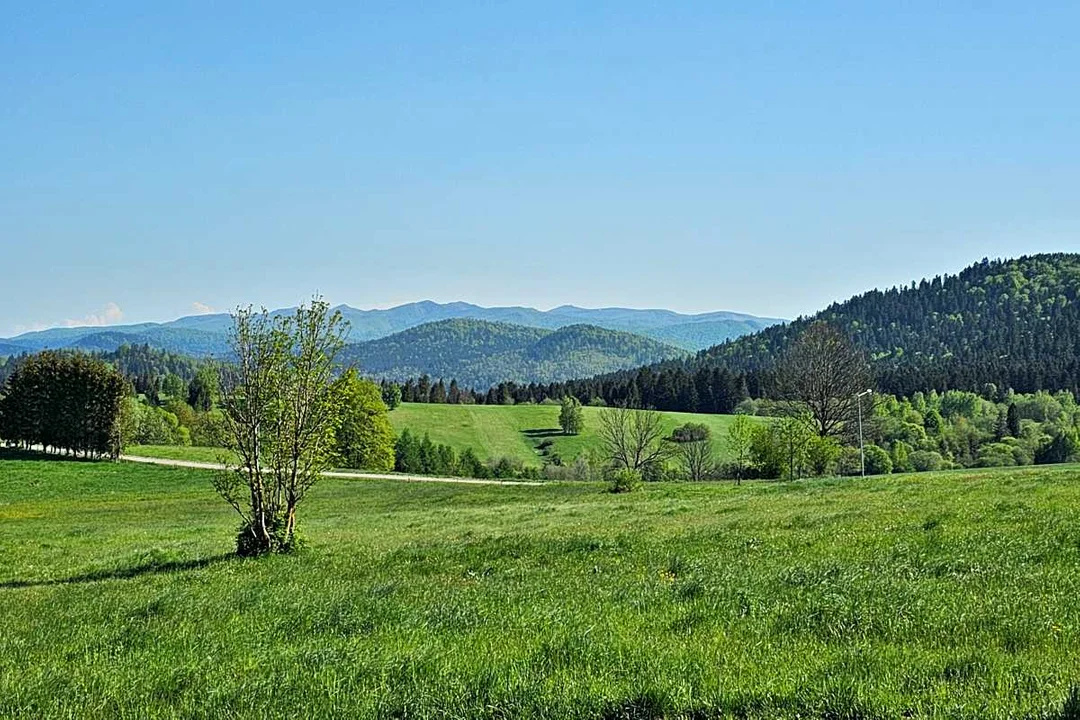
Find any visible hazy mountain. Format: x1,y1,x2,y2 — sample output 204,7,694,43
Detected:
340,319,687,388
1,302,780,356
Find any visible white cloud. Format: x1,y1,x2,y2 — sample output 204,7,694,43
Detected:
191,301,215,315
63,302,124,328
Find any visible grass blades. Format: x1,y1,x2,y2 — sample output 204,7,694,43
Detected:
1,454,1079,717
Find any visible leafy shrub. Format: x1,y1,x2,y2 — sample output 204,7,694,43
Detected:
910,450,945,472
749,424,784,479
490,456,523,479
863,444,893,475
977,442,1018,467
806,436,842,476
891,440,914,473
839,444,892,476
608,468,641,493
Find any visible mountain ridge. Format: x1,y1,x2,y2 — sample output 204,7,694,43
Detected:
0,301,781,355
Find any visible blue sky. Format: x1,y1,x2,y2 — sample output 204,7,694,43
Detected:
2,2,1078,335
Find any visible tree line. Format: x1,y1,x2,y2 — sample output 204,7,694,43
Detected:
0,352,127,458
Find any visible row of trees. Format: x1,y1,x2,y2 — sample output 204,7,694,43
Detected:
380,364,753,415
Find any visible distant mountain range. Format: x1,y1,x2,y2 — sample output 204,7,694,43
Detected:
0,301,781,357
341,319,687,388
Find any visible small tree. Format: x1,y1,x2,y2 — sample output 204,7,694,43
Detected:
668,422,714,481
776,413,815,480
214,300,347,556
727,414,755,485
608,467,641,494
597,404,673,476
382,383,403,410
558,395,585,435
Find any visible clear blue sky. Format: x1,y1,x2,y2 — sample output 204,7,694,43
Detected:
2,2,1079,335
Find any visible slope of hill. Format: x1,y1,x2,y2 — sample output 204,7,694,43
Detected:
385,403,757,467
543,254,1080,411
0,342,26,358
1,302,780,354
699,253,1080,394
67,328,230,357
341,319,686,388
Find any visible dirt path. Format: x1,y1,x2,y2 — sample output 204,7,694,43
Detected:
120,453,543,486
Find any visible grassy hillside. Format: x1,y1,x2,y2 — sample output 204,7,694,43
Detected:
343,319,686,388
2,453,1079,717
387,402,754,466
124,405,754,469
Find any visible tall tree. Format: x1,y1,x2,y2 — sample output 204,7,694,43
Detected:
558,395,585,435
214,300,348,556
775,322,874,440
335,369,395,471
0,351,126,459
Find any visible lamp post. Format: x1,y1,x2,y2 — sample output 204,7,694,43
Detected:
856,389,873,477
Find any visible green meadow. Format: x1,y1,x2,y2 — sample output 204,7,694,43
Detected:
386,402,756,466
127,405,756,471
2,451,1080,718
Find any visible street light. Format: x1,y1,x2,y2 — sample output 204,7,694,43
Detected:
856,389,873,477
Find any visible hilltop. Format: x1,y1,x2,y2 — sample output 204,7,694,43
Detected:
700,253,1080,396
542,254,1080,411
341,319,686,388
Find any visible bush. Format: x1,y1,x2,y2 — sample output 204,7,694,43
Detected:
863,444,893,475
543,454,599,482
910,450,945,472
190,410,228,447
977,442,1018,468
806,436,842,476
749,424,784,479
490,456,523,479
839,444,892,476
891,440,914,474
457,447,489,478
608,468,641,494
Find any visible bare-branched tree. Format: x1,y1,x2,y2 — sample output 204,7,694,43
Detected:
597,404,673,476
667,422,714,481
774,321,874,441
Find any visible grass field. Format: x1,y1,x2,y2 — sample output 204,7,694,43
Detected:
129,405,757,471
126,444,235,464
387,403,757,466
2,451,1080,718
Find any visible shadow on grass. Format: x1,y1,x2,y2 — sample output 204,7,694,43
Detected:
0,553,236,589
523,429,568,440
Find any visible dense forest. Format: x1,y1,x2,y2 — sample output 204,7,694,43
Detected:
480,254,1080,412
341,319,686,388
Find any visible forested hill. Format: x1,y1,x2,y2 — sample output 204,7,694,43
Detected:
340,319,686,388
500,254,1080,413
697,254,1080,394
